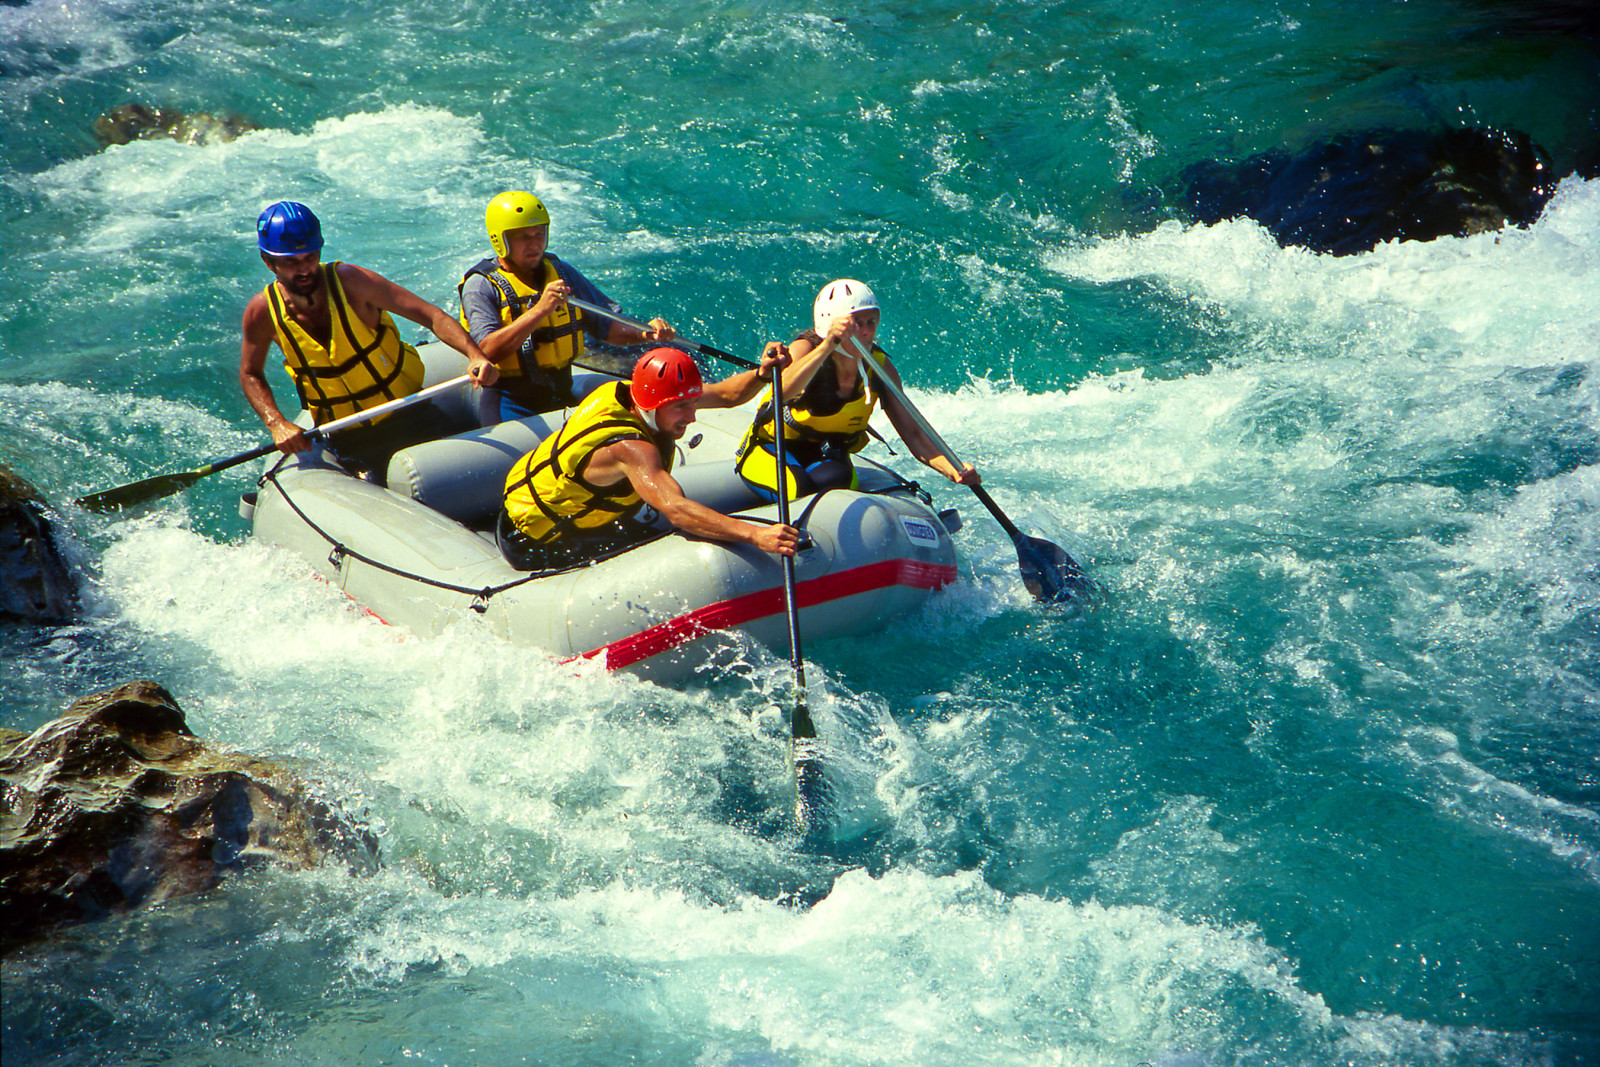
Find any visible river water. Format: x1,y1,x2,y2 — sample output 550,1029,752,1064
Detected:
2,1,1598,1064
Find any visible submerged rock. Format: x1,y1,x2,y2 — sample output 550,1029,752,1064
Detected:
1465,0,1600,44
0,465,80,623
92,102,260,148
1180,127,1560,255
0,681,378,947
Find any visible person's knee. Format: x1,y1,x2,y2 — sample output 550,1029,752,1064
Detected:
478,387,503,426
500,393,538,423
737,448,783,502
739,443,840,500
806,458,853,491
496,511,541,570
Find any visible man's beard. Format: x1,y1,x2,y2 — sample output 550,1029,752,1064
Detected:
285,272,319,297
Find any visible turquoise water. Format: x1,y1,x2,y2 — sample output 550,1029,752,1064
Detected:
3,0,1598,1064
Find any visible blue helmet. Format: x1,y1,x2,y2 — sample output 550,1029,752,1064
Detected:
257,201,323,256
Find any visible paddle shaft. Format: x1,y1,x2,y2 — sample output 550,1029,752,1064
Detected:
312,372,473,436
768,357,823,833
207,372,471,470
74,373,473,512
845,336,973,478
846,337,1086,596
565,297,759,370
571,292,823,817
769,361,812,734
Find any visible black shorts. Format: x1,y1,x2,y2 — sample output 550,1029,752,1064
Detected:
495,509,659,573
478,367,578,424
324,401,465,483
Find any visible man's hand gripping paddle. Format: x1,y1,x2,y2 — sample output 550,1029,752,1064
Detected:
75,374,473,513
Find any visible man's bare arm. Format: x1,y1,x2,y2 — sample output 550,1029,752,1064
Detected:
597,440,797,555
239,294,311,453
338,263,498,385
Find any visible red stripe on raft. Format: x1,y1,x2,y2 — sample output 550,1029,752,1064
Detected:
576,558,957,671
308,566,392,626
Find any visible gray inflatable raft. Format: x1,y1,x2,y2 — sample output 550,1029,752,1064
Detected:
248,347,961,684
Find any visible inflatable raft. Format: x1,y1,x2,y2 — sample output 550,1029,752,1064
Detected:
247,346,962,683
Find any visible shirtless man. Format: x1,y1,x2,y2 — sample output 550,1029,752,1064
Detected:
239,201,495,471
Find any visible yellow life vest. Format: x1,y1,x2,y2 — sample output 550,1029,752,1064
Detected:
503,381,674,543
265,262,425,426
746,340,889,455
456,256,585,379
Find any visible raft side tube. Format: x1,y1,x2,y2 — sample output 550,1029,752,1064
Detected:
563,487,956,679
254,350,960,678
383,370,616,526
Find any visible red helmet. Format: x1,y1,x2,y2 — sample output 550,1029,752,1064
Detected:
630,348,703,411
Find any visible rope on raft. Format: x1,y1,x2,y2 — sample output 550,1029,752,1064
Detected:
256,453,912,613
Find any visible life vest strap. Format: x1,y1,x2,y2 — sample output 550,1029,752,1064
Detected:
269,264,417,420
465,261,587,373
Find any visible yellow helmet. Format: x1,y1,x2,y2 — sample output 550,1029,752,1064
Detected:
485,191,550,258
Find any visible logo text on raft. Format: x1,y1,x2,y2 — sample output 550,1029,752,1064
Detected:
900,517,941,547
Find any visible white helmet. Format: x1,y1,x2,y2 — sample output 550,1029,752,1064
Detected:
812,278,879,336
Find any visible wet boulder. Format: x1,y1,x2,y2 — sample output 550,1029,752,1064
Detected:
0,465,80,623
0,681,378,947
1180,127,1560,255
93,102,260,148
1466,0,1600,44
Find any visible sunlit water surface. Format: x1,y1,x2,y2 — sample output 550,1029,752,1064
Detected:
2,0,1597,1064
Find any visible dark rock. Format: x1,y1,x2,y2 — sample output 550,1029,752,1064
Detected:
1462,0,1600,43
1180,127,1561,255
92,103,260,149
0,465,81,623
0,681,378,948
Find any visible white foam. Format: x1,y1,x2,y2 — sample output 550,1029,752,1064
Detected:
326,866,1541,1065
14,102,639,319
912,76,994,98
0,0,143,102
1445,463,1600,624
94,523,839,881
1397,725,1600,883
1046,176,1599,359
1072,77,1161,182
29,105,489,248
927,131,975,212
0,380,254,491
712,12,853,58
1013,181,1600,573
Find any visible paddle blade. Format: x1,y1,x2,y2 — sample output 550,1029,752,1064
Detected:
793,735,829,837
74,471,206,514
1015,534,1092,604
790,696,833,839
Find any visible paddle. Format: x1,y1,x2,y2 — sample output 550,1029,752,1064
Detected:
74,373,474,514
570,292,1087,601
565,297,760,372
572,295,825,825
766,356,825,834
847,337,1090,604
